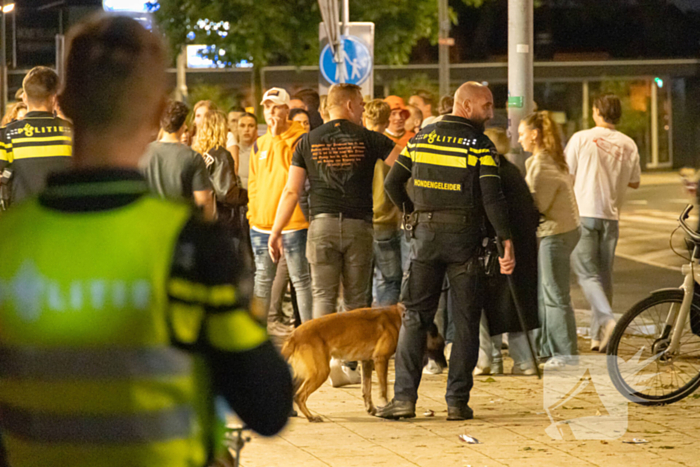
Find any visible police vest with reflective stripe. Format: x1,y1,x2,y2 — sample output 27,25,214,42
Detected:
0,195,211,467
401,117,500,213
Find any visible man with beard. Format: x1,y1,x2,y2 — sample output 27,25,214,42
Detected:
377,82,515,421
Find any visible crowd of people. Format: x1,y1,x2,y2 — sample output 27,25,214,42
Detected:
130,78,641,403
0,11,644,466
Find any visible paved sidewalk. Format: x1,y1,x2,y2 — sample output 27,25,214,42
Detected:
240,177,697,467
239,345,699,467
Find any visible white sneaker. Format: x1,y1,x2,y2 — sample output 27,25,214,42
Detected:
473,366,491,376
512,364,537,376
329,358,361,387
423,359,443,375
540,357,566,371
342,364,361,384
490,361,504,375
328,358,345,387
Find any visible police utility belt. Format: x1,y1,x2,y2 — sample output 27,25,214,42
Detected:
403,209,471,240
310,212,373,224
404,210,500,277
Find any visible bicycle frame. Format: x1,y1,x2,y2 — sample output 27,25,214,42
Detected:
665,261,696,355
664,205,700,356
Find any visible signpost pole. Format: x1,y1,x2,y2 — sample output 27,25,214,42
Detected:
0,0,6,115
335,0,346,83
438,0,450,99
342,0,350,36
507,0,534,165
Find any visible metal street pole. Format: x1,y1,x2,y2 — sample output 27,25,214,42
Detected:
506,0,539,375
0,0,7,115
11,8,16,69
438,0,450,99
334,0,347,83
507,0,534,165
342,0,349,36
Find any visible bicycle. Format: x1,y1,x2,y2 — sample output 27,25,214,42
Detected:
607,204,700,405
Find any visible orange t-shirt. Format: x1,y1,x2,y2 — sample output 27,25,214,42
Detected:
384,129,415,149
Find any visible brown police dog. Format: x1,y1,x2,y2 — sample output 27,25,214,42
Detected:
281,304,446,422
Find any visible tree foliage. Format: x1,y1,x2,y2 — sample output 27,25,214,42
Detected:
151,0,489,67
151,0,321,67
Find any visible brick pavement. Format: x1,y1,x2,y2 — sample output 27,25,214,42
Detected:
237,171,696,466
237,337,699,467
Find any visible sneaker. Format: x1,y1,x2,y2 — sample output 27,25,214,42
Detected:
375,399,416,420
512,364,537,376
473,366,491,376
423,359,443,375
490,361,504,375
540,357,566,371
444,342,453,361
328,359,361,387
599,320,616,353
447,404,474,421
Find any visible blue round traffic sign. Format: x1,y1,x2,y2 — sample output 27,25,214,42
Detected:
320,36,372,86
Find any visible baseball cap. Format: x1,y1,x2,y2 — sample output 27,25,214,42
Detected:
261,87,290,106
384,95,410,119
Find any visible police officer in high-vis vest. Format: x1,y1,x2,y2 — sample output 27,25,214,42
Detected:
0,15,292,467
377,82,516,421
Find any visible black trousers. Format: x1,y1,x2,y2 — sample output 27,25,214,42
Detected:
394,221,482,407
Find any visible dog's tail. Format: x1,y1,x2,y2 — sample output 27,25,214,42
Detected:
281,334,296,360
281,335,306,393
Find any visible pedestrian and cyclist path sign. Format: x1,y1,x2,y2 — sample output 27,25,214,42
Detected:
319,23,374,99
320,36,372,86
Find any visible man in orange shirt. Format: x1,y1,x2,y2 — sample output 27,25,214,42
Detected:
383,95,415,148
248,87,312,323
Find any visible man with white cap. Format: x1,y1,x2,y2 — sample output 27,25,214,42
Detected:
248,87,312,324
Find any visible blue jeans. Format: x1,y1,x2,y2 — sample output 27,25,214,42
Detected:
250,229,312,323
538,227,581,360
478,313,536,369
572,218,618,341
373,229,403,306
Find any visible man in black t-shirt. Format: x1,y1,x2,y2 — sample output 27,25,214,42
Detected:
269,83,401,319
140,100,215,220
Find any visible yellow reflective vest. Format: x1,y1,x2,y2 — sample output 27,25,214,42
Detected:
0,193,227,467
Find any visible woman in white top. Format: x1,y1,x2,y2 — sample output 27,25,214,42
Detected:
519,111,581,370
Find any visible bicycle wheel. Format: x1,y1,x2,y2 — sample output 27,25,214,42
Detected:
607,289,700,405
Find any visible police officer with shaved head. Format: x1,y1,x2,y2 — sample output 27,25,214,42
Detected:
377,82,515,421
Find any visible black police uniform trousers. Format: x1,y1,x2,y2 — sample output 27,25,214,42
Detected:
394,219,483,407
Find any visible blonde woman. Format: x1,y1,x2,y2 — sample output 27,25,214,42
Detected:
519,111,581,370
192,109,242,211
185,99,217,146
1,102,27,126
